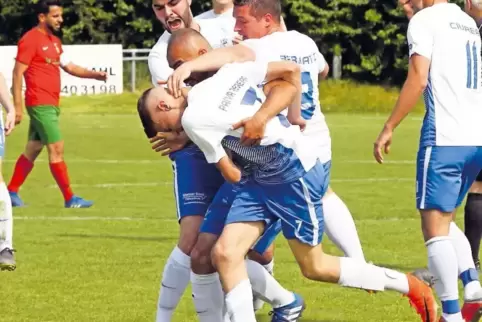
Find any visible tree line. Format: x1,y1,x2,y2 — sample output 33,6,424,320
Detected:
0,0,465,85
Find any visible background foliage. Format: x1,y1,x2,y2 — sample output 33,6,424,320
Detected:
0,0,465,85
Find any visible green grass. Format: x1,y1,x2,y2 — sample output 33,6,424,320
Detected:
1,93,462,322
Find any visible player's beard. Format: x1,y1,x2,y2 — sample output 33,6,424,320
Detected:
47,23,62,37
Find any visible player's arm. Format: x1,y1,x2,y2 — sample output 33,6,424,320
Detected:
261,61,303,126
317,51,329,81
168,45,255,94
374,16,431,163
399,0,415,20
0,73,16,135
12,61,27,124
216,156,242,184
62,60,106,81
148,50,172,86
384,54,429,130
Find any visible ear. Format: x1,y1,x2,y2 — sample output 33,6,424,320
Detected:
38,13,46,22
156,100,170,111
198,48,208,56
263,13,273,28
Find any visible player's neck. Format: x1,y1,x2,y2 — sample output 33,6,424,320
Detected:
37,24,53,35
266,25,283,35
213,3,233,15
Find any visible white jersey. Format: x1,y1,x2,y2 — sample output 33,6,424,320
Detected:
182,61,319,184
148,18,235,85
408,3,482,147
195,7,234,20
241,30,331,163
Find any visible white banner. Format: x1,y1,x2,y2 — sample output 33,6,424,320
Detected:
0,44,123,96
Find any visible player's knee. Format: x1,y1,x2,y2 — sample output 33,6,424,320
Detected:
298,263,326,281
211,240,237,268
46,141,64,162
177,234,198,255
247,248,273,265
190,243,216,274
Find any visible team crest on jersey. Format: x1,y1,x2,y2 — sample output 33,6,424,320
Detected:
221,38,229,47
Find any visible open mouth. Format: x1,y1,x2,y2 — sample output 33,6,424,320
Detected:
167,18,183,31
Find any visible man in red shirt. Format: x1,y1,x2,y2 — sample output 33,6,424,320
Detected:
8,0,107,208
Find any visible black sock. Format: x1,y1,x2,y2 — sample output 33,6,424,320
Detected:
464,193,482,263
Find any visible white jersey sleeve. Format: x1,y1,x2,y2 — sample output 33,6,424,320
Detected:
407,15,434,59
148,32,173,86
316,51,327,73
182,112,228,163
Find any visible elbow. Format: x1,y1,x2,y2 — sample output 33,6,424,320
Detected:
223,168,241,184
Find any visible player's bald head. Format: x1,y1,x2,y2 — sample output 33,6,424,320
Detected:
137,87,186,138
167,28,212,69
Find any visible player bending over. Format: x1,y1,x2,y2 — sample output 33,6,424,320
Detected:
0,72,16,271
146,29,437,322
374,1,482,321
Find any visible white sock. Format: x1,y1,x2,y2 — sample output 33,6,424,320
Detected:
426,237,462,321
263,259,274,275
156,246,191,322
246,259,294,308
0,182,13,251
449,222,482,300
338,257,409,293
191,272,225,322
226,279,256,322
253,258,275,311
323,193,365,261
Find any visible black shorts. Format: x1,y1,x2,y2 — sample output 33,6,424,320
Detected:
477,170,482,182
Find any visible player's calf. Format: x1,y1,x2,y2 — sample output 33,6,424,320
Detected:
190,232,226,322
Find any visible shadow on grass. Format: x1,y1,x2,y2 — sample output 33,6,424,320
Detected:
57,233,176,242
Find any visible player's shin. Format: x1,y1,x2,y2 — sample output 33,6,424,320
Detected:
323,192,366,261
449,222,482,301
156,246,191,322
0,181,13,251
426,236,463,321
246,259,295,308
464,193,482,269
212,222,264,322
190,233,226,322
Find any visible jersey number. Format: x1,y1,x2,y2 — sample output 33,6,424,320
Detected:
301,71,315,120
466,41,479,90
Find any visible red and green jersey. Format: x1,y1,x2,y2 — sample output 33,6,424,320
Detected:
16,28,64,107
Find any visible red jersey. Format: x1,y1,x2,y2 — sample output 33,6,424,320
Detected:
16,28,64,107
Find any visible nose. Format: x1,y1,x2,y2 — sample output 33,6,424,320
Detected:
164,5,173,16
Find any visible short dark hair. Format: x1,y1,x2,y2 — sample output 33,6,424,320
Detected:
35,0,62,15
233,0,281,21
137,88,157,138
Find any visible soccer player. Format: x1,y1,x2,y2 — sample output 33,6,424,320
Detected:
0,72,16,271
8,0,107,208
146,36,438,322
373,1,482,321
167,0,366,265
147,1,238,320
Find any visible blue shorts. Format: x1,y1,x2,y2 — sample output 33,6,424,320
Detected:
416,146,482,213
252,161,332,254
222,161,328,246
170,145,225,221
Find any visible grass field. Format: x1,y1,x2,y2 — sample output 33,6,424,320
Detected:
0,93,469,322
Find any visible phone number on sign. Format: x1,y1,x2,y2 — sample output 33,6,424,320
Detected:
61,84,117,95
